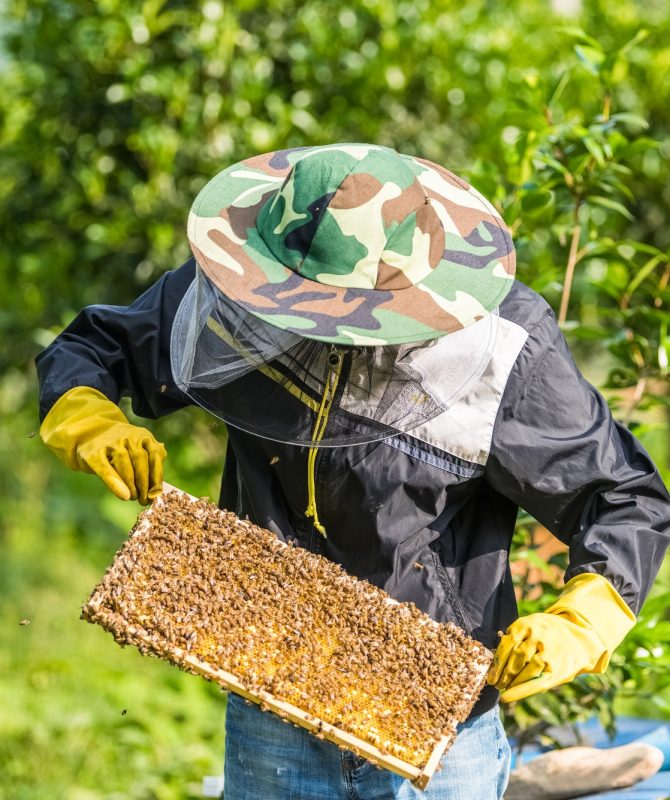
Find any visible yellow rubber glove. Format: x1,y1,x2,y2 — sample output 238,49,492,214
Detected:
40,386,166,505
488,572,636,703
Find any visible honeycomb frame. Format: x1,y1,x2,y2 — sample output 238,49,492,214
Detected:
82,484,492,788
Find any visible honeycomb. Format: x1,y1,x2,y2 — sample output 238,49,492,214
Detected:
82,487,491,784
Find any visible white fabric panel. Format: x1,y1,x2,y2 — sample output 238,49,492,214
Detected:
407,317,529,465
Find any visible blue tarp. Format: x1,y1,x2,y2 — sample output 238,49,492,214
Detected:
576,771,670,800
512,717,670,799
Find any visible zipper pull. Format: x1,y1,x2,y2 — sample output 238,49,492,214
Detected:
327,345,342,369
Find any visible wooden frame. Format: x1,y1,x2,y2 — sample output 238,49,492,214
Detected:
83,483,491,789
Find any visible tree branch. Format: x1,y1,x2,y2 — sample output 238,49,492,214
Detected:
558,203,583,325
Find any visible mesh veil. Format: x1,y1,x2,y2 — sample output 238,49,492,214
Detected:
170,268,499,447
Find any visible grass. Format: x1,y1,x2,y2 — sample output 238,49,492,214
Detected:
0,398,228,800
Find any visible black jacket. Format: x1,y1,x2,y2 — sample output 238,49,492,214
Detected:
36,258,670,718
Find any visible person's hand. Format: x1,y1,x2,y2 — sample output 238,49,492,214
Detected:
40,386,166,505
488,572,636,703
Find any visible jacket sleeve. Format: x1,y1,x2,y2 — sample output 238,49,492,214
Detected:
485,309,670,616
35,258,197,422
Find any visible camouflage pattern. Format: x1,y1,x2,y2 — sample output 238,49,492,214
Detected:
187,144,516,344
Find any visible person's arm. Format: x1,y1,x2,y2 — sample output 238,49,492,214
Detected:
36,259,196,503
37,259,196,420
485,308,670,701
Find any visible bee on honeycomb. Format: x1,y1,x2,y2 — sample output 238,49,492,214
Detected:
82,488,492,785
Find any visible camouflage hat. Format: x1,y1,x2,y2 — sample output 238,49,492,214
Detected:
187,143,515,345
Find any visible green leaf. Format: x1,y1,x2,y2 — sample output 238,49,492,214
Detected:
556,27,604,50
589,195,634,221
533,152,571,178
569,325,610,341
624,253,668,298
583,136,606,166
574,45,606,75
616,240,665,258
598,175,635,202
619,28,650,55
610,112,650,131
547,70,572,109
521,188,554,214
514,549,555,573
638,592,670,619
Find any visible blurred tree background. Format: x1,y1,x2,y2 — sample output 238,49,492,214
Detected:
1,0,669,797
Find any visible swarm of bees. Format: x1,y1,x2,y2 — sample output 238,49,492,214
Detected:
82,489,491,773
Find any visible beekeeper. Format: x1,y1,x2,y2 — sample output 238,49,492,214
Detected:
36,144,670,800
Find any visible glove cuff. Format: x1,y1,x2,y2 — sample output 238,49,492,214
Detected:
547,572,636,658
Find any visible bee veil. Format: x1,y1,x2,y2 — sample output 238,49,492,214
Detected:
169,265,500,448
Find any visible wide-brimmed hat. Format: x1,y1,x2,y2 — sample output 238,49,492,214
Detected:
187,143,515,345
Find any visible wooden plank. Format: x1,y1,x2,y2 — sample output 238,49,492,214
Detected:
181,651,426,782
416,734,453,789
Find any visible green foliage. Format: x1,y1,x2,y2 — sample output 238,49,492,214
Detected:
0,404,227,800
1,0,669,794
482,28,670,749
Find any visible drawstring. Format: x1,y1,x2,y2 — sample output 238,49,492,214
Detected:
305,347,343,538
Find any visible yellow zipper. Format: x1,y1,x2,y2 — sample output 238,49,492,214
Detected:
304,346,343,538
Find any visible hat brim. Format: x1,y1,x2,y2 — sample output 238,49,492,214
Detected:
188,144,515,345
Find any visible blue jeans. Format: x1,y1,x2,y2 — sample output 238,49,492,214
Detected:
223,693,511,799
